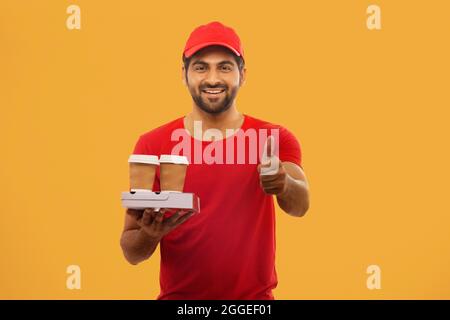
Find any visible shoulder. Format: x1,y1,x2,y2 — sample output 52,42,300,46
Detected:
139,117,184,141
133,117,184,154
244,114,302,166
244,114,296,137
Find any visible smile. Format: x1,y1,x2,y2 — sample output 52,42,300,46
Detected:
202,89,225,94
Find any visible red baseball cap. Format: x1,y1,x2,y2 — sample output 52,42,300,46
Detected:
183,21,244,61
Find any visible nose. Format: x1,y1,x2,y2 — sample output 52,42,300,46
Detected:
203,68,222,87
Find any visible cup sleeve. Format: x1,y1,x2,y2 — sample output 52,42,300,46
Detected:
130,134,160,191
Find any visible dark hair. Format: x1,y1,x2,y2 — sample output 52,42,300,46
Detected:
182,50,245,75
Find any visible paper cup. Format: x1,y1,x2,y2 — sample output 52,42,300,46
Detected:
129,154,159,191
159,155,189,192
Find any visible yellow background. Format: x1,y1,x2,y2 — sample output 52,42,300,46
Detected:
1,0,449,299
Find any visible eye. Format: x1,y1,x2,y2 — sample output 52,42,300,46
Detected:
220,65,232,71
194,65,206,72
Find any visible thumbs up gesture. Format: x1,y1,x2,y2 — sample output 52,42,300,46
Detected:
257,136,288,195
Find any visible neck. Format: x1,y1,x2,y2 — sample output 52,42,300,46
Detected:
187,103,243,131
184,103,244,141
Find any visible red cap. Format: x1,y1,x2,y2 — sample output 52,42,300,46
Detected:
183,21,244,61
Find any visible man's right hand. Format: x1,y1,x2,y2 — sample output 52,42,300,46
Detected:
127,208,194,241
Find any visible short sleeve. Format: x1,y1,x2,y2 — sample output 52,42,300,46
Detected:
278,127,302,168
132,135,150,155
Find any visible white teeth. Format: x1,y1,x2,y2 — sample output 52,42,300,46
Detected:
204,90,224,94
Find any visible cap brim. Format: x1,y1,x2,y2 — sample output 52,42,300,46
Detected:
184,42,241,58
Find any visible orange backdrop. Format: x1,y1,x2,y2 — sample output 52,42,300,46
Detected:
1,0,449,299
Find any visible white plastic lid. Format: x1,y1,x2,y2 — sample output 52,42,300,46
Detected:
128,154,159,165
130,188,153,193
159,154,189,165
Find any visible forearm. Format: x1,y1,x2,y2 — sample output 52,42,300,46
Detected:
277,175,310,217
120,228,161,265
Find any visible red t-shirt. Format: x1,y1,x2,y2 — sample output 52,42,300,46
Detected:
132,114,302,300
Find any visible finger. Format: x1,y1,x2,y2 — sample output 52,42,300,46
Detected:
261,159,271,167
265,181,286,192
175,209,193,220
263,172,285,183
258,158,273,174
260,156,280,176
142,209,153,225
154,210,164,224
260,180,279,191
262,186,280,194
278,159,284,168
176,211,194,225
127,209,144,218
174,211,195,226
259,173,280,183
263,185,281,192
263,135,274,160
153,208,166,218
164,210,182,226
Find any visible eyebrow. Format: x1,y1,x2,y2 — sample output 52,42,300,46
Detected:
192,60,235,67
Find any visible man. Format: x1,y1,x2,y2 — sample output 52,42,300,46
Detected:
120,21,310,300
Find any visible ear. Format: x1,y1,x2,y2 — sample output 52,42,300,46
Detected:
239,67,247,87
182,65,187,86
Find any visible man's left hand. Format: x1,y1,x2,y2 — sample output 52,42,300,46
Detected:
257,155,289,196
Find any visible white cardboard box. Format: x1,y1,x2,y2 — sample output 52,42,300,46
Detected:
121,191,200,212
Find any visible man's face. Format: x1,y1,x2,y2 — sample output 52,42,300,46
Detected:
183,46,245,114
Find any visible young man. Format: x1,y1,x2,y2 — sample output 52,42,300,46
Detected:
120,21,310,300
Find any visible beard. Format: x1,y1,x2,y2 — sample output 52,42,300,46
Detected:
189,84,239,115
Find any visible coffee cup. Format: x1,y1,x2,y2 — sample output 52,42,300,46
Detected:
158,155,189,192
128,154,159,192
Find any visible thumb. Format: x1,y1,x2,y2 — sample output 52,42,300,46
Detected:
266,136,273,158
257,157,273,173
261,135,275,163
263,136,274,160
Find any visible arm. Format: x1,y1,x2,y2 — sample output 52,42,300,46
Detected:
120,209,161,265
276,162,310,217
120,208,195,265
258,133,310,217
258,160,310,217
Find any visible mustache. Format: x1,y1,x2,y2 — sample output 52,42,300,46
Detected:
199,84,228,90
